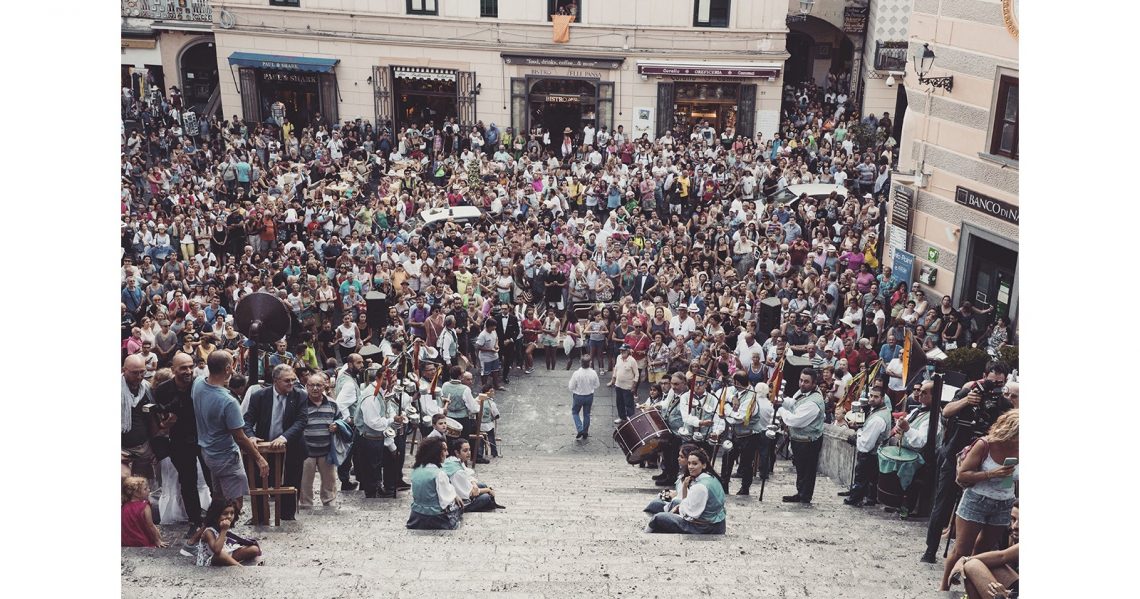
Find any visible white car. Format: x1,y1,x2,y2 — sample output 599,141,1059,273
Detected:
764,183,849,207
417,206,484,229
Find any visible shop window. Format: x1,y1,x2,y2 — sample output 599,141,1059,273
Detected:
269,0,299,7
548,0,580,22
694,0,730,27
481,0,498,18
407,0,438,16
989,75,1018,160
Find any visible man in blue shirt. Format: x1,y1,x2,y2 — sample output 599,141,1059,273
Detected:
879,334,901,363
192,350,267,517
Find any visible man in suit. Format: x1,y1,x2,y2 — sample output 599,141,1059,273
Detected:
494,302,521,384
243,364,309,520
631,261,657,302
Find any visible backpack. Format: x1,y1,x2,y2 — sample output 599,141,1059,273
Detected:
955,436,988,489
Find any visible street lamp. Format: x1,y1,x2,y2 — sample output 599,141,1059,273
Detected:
788,0,814,23
914,43,953,92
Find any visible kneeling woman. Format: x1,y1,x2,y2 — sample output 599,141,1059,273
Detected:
444,438,504,512
406,436,465,530
644,443,699,515
645,448,726,535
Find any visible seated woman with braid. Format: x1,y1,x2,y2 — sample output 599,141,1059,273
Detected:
645,448,726,535
443,437,505,513
405,436,464,530
643,443,699,515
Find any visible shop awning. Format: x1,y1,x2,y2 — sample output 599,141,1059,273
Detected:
227,52,339,73
637,60,782,79
393,67,457,82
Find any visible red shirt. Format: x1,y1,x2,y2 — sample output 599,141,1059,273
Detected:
121,500,155,547
624,329,651,361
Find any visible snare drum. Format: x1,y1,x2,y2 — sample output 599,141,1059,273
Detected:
613,408,672,464
876,446,923,509
444,417,464,438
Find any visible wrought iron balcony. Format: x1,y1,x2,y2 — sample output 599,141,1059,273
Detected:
122,0,212,23
874,41,908,72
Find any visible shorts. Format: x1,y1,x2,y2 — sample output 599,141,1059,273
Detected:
481,358,501,376
541,335,558,347
648,370,666,384
205,450,251,502
955,488,1015,526
589,339,606,351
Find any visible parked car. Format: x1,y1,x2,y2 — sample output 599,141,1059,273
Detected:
764,183,849,207
417,205,484,230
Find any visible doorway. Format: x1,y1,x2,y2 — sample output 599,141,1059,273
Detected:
179,41,219,110
528,77,597,145
964,236,1017,320
785,32,813,86
258,71,320,129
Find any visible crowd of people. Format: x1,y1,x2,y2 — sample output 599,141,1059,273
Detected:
120,75,1017,593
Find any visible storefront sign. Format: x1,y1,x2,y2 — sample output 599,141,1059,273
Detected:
954,186,1019,225
844,6,869,34
545,94,581,103
260,71,318,84
502,53,623,70
891,249,916,289
638,65,780,78
121,38,157,49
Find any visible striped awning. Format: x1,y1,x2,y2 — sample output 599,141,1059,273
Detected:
393,67,457,82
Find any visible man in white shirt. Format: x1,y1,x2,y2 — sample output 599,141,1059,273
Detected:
567,357,600,439
582,124,596,148
839,387,890,507
669,304,698,343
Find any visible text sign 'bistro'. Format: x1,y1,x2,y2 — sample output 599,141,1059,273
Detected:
954,186,1019,225
502,54,624,70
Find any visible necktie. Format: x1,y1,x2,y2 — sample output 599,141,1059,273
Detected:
270,393,285,440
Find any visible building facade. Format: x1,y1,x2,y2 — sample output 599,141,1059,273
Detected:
889,0,1019,324
210,0,798,138
121,0,221,112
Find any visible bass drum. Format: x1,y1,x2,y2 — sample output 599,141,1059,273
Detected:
613,408,672,464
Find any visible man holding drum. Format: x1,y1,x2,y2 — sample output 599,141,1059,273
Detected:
839,386,890,507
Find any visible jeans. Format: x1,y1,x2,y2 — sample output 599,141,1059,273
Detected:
790,436,823,502
614,387,635,420
572,393,594,434
646,512,725,534
463,492,497,513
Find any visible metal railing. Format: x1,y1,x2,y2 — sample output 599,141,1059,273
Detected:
121,0,212,23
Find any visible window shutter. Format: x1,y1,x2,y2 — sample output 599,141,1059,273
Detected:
655,82,674,139
737,83,756,138
238,67,260,123
318,72,339,123
373,65,392,127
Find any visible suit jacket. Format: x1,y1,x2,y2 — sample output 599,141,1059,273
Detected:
632,274,657,302
243,386,309,456
495,313,521,346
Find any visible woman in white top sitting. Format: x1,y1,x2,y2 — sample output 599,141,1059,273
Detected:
444,438,503,513
645,448,727,535
644,443,699,514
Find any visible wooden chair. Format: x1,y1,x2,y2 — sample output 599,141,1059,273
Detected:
242,442,296,526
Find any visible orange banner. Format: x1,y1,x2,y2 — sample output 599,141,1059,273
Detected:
552,15,575,43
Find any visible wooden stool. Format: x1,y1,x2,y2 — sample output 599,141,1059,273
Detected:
242,442,296,526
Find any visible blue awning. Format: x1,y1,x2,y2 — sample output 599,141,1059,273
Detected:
227,52,339,73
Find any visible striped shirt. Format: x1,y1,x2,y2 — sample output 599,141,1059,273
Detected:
303,397,338,457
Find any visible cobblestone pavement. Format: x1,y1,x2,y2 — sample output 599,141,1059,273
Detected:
123,365,952,598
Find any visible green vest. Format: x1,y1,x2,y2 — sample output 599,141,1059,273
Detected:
664,391,688,433
442,381,469,419
355,395,385,439
480,398,494,424
442,457,463,478
788,390,825,442
731,389,766,436
410,465,444,515
694,474,726,524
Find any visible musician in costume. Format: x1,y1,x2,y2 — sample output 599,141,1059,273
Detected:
651,373,692,487
353,365,407,498
774,367,826,504
838,387,891,506
645,448,726,535
683,377,723,456
440,365,480,439
332,353,364,490
415,362,449,439
443,438,505,512
887,380,935,517
644,443,699,514
406,436,464,530
719,373,774,496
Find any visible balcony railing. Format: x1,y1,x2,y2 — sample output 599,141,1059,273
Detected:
874,41,909,72
122,0,212,23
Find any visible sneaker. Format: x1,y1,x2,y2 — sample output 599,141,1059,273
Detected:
179,542,197,558
613,418,623,424
525,368,535,374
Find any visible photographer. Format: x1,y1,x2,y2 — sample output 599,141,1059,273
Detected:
152,352,212,537
921,361,1013,564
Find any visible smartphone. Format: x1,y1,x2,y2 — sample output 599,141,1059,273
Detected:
1003,457,1018,467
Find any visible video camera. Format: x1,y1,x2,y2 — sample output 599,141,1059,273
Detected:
953,379,1005,438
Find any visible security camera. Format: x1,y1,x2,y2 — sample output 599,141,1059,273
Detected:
885,74,896,88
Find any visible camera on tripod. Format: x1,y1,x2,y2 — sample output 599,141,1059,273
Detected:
955,379,1004,436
